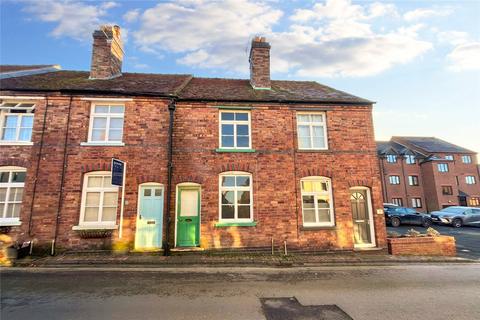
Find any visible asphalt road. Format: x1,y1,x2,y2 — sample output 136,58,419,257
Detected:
387,224,480,260
2,265,480,320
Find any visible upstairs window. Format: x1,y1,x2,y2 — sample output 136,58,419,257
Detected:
0,167,26,224
219,172,253,222
79,172,119,226
219,111,251,149
300,177,334,226
0,102,35,143
386,155,397,163
437,163,449,172
462,155,472,164
445,155,454,160
466,176,476,185
389,176,400,185
408,175,419,186
405,155,415,164
88,104,124,143
296,113,328,150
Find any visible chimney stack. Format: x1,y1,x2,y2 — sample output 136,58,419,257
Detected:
249,36,271,90
90,25,123,80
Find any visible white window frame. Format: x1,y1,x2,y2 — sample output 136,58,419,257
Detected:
465,176,476,185
462,155,472,164
438,163,449,172
408,175,419,186
218,110,252,150
445,155,454,160
77,171,119,228
389,176,400,185
85,103,125,145
0,166,26,226
300,176,335,227
0,101,35,145
411,198,422,208
218,171,253,222
391,198,403,206
386,155,397,163
296,112,328,150
405,155,415,164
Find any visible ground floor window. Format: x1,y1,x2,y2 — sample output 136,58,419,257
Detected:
300,176,334,226
391,198,403,206
219,172,253,222
469,197,480,206
79,171,119,226
0,167,26,224
411,198,422,208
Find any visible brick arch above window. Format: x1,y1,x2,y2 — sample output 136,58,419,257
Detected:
137,175,163,185
217,162,254,174
81,162,111,173
298,168,332,179
0,159,28,168
173,175,204,185
347,179,374,188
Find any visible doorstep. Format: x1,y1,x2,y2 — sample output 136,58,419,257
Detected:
170,247,205,252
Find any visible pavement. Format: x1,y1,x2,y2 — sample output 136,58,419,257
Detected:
2,264,480,320
387,225,480,260
11,249,473,269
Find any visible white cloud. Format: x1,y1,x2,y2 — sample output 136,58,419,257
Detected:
132,0,282,73
21,0,118,41
447,42,480,72
404,7,452,21
123,9,140,23
131,0,431,77
437,31,471,46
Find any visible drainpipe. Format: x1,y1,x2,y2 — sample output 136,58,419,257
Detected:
28,95,49,236
400,156,409,206
164,98,176,256
52,96,73,255
379,157,388,202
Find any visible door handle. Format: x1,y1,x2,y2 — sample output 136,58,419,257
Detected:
139,214,142,220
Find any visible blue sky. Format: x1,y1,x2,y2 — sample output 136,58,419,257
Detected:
1,0,479,154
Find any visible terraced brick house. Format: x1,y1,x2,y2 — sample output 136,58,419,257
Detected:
377,137,480,212
0,25,386,253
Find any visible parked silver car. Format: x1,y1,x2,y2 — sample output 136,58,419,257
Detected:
430,206,480,227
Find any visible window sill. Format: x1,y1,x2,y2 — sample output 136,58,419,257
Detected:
296,148,329,152
300,225,335,231
215,148,256,153
0,141,33,146
0,219,22,227
214,221,257,227
80,142,125,147
72,225,118,231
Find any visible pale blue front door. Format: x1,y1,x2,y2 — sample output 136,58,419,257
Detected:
135,185,164,250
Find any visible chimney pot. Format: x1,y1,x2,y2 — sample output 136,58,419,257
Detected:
249,37,271,89
90,25,124,80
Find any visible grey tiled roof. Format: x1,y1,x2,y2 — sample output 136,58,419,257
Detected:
0,67,372,104
393,136,475,154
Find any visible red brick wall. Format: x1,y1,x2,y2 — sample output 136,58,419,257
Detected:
387,236,456,256
1,92,386,251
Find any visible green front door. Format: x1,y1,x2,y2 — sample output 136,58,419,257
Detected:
176,187,200,247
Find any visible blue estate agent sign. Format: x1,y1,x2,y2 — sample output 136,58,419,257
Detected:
111,158,125,186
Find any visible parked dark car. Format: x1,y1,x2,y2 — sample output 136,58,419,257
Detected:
384,206,432,227
430,206,480,228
